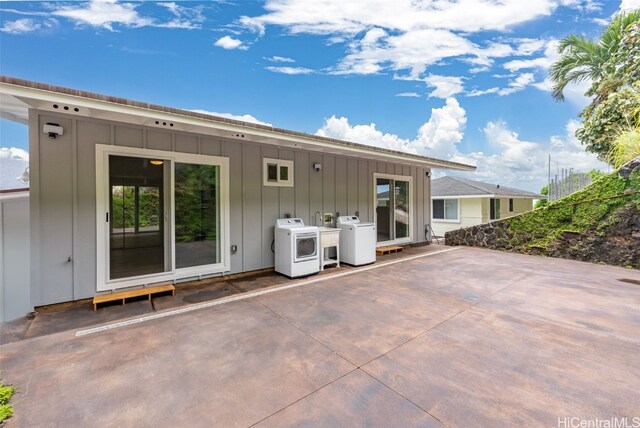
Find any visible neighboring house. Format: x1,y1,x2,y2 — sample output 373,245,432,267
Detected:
0,76,475,321
430,176,544,237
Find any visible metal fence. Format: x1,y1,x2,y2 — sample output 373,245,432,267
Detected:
548,169,592,201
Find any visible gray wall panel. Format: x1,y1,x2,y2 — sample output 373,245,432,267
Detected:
146,130,172,151
201,138,223,156
309,152,323,226
37,115,74,304
279,149,295,219
242,143,262,272
294,151,310,224
1,197,31,321
335,157,347,218
261,147,279,268
347,158,358,216
367,161,377,223
357,160,368,220
322,155,335,225
223,141,243,274
114,126,143,148
175,134,198,154
74,121,109,299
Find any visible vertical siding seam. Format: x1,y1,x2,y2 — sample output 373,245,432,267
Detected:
71,118,78,299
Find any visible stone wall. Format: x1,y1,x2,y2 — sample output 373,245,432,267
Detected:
445,205,640,268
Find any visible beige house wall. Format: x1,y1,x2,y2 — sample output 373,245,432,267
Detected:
432,196,536,237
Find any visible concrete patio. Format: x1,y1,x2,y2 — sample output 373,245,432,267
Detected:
1,246,639,427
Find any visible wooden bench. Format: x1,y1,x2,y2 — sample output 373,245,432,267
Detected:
92,284,175,311
376,245,403,256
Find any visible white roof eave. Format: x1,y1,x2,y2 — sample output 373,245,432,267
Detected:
0,80,476,171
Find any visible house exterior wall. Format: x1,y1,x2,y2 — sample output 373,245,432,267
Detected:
432,196,535,237
29,110,432,307
1,193,31,322
431,198,483,236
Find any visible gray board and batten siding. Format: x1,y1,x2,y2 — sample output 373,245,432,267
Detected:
29,109,432,307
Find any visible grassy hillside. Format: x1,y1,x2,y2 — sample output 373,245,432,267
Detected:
508,166,639,250
445,158,640,268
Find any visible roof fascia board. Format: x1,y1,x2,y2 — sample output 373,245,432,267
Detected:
431,194,541,199
0,81,475,171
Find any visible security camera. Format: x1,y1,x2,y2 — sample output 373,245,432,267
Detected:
43,123,64,139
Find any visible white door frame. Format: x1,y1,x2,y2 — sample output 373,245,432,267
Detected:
373,173,413,247
95,144,230,291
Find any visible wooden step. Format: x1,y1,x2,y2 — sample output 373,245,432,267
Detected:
93,284,175,311
376,245,403,256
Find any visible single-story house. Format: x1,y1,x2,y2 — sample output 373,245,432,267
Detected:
0,76,475,321
430,176,544,237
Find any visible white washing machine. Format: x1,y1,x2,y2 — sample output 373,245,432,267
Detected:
275,218,320,278
337,216,376,266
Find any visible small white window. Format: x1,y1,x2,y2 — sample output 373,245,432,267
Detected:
263,158,294,187
432,199,459,221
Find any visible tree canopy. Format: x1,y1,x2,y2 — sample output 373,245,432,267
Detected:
550,10,640,164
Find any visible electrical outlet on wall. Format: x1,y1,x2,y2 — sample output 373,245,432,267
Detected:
324,213,333,224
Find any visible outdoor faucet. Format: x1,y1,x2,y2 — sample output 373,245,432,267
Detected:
314,211,322,226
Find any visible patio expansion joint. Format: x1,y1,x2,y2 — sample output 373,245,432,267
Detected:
247,367,360,427
359,369,448,427
255,299,359,369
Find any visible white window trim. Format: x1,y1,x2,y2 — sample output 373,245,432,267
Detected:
95,144,230,292
263,158,294,187
431,198,460,223
373,173,414,247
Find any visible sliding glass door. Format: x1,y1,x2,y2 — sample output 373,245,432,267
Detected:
97,145,229,291
174,163,220,269
109,155,168,279
374,174,412,245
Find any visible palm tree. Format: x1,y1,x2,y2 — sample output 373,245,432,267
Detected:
550,9,640,102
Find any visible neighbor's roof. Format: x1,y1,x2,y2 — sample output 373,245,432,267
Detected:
0,76,476,171
431,176,545,198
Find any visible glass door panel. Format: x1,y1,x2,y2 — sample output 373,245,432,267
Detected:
376,178,392,242
109,155,166,279
394,180,410,240
174,163,220,269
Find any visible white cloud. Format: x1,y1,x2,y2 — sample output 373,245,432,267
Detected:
156,2,205,29
316,116,418,154
415,98,467,158
503,40,559,72
53,0,154,30
242,0,558,35
498,72,536,95
49,0,203,31
188,110,272,126
0,147,29,161
396,92,421,97
467,87,501,97
240,1,568,82
0,18,41,34
316,98,466,159
0,147,29,190
214,36,246,50
423,75,465,99
619,0,640,11
470,73,537,97
315,99,606,192
533,76,593,108
264,56,295,63
265,66,314,74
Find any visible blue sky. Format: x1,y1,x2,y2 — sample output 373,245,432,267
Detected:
1,0,637,191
